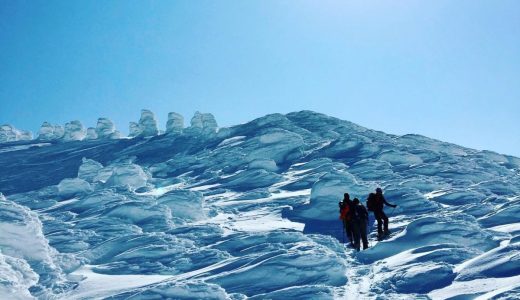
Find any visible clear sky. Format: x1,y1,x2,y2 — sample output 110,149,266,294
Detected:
1,1,519,156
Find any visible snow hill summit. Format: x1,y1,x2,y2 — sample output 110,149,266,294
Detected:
0,110,519,299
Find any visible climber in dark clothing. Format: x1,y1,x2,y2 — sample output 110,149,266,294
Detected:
371,188,397,239
351,198,369,251
339,193,354,245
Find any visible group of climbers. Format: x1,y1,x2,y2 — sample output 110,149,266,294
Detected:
338,188,397,251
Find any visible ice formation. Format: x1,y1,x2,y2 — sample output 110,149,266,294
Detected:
0,124,32,143
85,127,97,140
1,110,519,299
138,109,159,137
189,111,218,134
62,120,86,141
95,118,120,139
37,122,65,140
166,112,184,134
128,122,141,137
77,158,104,182
128,109,159,138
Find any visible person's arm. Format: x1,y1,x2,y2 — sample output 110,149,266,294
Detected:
383,196,397,208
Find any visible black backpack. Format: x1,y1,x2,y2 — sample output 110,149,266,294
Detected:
366,193,376,212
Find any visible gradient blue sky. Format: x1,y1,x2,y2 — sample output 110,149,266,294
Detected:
1,1,519,156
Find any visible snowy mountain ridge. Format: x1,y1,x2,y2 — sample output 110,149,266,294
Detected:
0,110,519,299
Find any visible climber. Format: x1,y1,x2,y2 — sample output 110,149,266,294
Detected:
339,193,354,246
351,198,369,251
366,188,397,240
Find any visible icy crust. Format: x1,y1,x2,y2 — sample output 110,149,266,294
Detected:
0,124,32,143
0,252,38,300
0,198,76,298
1,111,520,298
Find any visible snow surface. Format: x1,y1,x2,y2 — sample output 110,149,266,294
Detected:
0,110,519,299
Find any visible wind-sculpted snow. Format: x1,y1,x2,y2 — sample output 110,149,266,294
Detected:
95,117,120,139
129,109,160,137
37,122,65,141
0,124,32,143
166,112,184,134
0,110,519,299
63,120,86,141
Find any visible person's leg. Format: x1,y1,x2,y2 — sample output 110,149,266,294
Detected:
374,211,383,236
346,221,354,244
352,221,361,251
360,220,369,249
381,211,389,234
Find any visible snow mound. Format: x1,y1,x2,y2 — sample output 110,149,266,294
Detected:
105,163,150,191
37,122,64,140
359,216,498,263
85,127,97,140
0,124,32,143
58,178,93,198
166,112,184,134
157,189,205,222
128,122,141,137
456,242,520,281
189,111,218,134
95,118,120,139
135,109,159,137
77,158,104,182
63,120,86,141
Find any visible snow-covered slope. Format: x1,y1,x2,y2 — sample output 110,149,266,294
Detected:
0,111,519,299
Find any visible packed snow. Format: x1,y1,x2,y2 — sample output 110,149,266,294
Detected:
0,110,519,299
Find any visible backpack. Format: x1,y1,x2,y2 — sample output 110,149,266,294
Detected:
366,194,376,212
339,205,350,221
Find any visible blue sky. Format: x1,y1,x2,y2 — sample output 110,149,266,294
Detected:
1,0,519,156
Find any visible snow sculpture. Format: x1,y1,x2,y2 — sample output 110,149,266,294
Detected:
128,110,159,138
37,122,65,141
85,127,97,140
157,190,205,222
0,124,32,143
190,111,218,133
77,158,104,182
128,122,141,137
137,109,159,137
292,167,368,222
95,118,119,139
58,178,93,198
19,130,33,141
62,120,86,141
166,112,184,134
105,163,150,191
0,125,18,143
